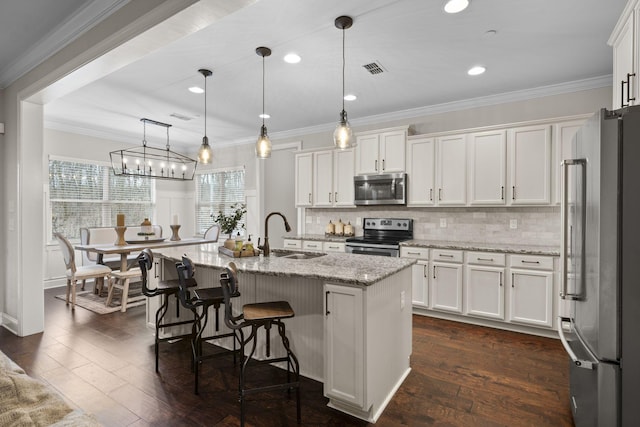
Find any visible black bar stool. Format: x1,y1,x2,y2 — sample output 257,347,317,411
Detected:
137,249,194,373
218,262,301,426
175,256,240,395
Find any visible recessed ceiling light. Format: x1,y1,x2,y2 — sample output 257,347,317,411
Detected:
284,53,301,64
189,86,204,94
259,113,270,119
344,94,357,101
468,65,486,76
444,0,469,14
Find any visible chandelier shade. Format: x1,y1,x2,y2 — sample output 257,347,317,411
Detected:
110,118,197,180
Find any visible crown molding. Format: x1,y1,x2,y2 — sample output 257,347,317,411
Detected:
0,0,130,89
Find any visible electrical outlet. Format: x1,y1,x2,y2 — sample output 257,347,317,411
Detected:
400,290,405,310
356,217,362,225
316,217,321,224
306,216,312,224
440,218,447,228
510,219,518,229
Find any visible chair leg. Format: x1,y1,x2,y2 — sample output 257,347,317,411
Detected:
154,293,171,373
277,321,301,423
240,326,259,427
81,279,86,291
70,279,77,310
65,279,71,306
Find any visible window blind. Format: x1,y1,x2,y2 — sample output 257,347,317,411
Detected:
49,159,154,240
195,169,245,236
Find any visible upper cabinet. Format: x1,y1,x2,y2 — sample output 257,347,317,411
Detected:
355,127,407,175
406,137,435,206
609,0,640,109
507,125,552,205
551,120,585,204
436,134,467,206
468,130,506,205
296,148,355,208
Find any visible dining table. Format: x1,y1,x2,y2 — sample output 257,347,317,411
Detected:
75,237,219,272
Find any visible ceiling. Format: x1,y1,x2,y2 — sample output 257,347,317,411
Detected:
2,0,628,153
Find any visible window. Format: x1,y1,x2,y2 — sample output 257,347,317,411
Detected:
195,168,245,236
48,158,154,240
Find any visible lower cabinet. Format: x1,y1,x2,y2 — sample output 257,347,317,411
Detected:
430,250,463,313
402,247,558,334
323,284,364,407
283,238,345,253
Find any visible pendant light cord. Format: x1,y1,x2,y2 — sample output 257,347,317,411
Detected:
204,74,207,137
262,55,266,127
341,25,346,112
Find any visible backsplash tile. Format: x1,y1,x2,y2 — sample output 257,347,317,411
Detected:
305,206,560,247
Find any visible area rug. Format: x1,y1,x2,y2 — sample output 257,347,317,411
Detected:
55,282,146,314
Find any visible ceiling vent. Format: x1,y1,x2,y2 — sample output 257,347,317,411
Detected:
169,112,195,121
362,61,386,75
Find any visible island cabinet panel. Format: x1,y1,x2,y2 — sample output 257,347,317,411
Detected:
324,284,364,407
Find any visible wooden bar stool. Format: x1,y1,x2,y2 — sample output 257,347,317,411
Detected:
137,249,195,373
218,262,301,426
175,256,240,395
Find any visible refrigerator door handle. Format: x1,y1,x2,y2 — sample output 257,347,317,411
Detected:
560,158,586,300
557,317,597,370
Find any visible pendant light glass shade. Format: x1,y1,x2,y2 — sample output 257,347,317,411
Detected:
255,46,272,159
197,69,213,164
333,16,354,150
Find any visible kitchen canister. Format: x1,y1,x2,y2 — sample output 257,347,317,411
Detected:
335,219,344,236
325,220,335,235
344,221,354,236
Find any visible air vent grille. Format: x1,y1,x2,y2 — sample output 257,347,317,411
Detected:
362,61,385,75
170,112,194,121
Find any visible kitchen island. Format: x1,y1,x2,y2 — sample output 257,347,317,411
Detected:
150,244,415,423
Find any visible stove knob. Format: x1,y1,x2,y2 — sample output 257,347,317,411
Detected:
397,222,401,227
403,222,407,227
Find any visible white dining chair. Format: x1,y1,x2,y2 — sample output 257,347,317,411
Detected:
54,232,112,310
204,224,220,242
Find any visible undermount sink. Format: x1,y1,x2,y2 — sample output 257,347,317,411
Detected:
270,250,327,260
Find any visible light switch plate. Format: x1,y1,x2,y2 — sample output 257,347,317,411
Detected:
306,216,312,224
440,218,447,228
510,219,518,229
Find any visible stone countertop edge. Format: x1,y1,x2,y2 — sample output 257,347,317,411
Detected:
284,234,351,242
155,245,415,287
400,240,560,256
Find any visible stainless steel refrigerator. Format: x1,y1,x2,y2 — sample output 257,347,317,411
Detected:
558,106,640,427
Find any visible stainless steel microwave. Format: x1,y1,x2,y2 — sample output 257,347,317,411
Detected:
353,173,406,205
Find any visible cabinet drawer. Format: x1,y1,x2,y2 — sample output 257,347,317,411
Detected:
509,254,553,270
467,251,506,266
323,242,345,253
432,249,463,263
283,239,302,249
302,240,323,251
400,246,429,260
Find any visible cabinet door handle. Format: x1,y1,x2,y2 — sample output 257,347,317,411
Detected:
407,251,421,255
627,73,636,102
512,186,516,201
438,254,454,258
501,186,504,200
375,159,378,171
329,192,332,203
325,291,330,315
478,257,494,262
382,159,385,171
423,265,427,277
438,188,442,201
308,193,311,203
521,260,540,264
334,192,338,203
433,266,437,279
154,261,159,278
308,244,318,248
511,273,515,288
621,80,628,108
429,188,433,201
499,271,503,287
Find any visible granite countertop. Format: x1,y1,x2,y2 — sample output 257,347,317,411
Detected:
156,244,415,287
400,239,560,256
285,234,352,242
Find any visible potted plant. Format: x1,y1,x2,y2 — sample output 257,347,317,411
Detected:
211,203,247,249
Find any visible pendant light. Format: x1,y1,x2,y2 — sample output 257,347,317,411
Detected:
255,46,272,159
333,15,354,150
197,68,213,164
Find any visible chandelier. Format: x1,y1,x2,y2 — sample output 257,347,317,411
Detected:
110,118,198,180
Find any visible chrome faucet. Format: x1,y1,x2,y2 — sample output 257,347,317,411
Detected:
258,212,292,256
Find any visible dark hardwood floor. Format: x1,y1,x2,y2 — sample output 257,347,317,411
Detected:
0,287,573,426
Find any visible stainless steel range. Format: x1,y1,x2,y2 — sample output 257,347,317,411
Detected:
345,218,413,257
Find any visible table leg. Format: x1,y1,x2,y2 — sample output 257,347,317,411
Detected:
120,253,128,272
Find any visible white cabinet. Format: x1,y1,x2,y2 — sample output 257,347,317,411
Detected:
302,240,323,251
355,128,407,175
282,239,302,250
324,284,364,407
297,149,355,208
284,238,345,253
323,241,345,253
552,120,584,204
406,137,435,206
436,134,467,205
468,130,506,205
295,153,313,207
609,1,639,109
508,125,551,205
465,252,506,320
401,246,430,308
430,249,463,313
508,255,554,328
